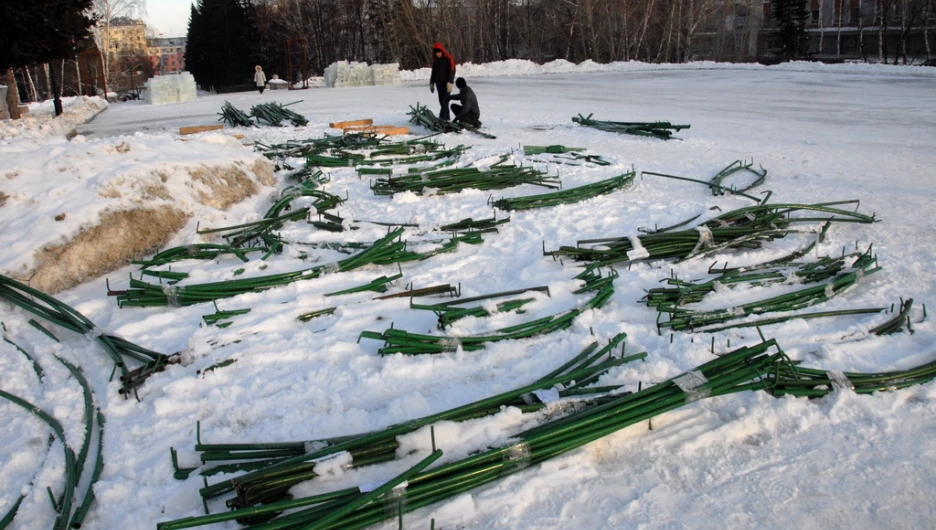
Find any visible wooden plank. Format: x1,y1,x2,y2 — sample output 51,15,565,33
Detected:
342,125,410,136
329,118,372,129
369,126,410,136
179,124,224,135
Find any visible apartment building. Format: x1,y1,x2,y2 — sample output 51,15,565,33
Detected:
694,0,935,63
147,37,187,74
103,17,148,57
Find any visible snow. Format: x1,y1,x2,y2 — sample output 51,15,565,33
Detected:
0,130,270,276
0,96,107,140
2,60,936,529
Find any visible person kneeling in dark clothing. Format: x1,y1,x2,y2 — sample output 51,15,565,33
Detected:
449,77,481,129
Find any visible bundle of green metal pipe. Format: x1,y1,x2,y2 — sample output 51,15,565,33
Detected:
325,272,403,297
113,228,485,307
437,216,510,234
655,246,881,332
0,274,172,395
114,229,409,307
407,103,497,139
707,201,876,227
196,209,307,251
551,151,613,166
572,113,690,140
410,285,550,329
547,224,790,270
265,186,344,219
306,144,465,169
769,354,936,397
645,251,865,309
371,165,559,196
369,141,443,157
492,171,635,211
159,336,936,530
358,269,615,354
255,133,386,159
0,336,105,529
250,102,309,127
706,221,832,275
0,388,80,530
157,339,780,530
132,244,260,270
407,103,466,134
284,166,330,188
202,307,251,327
522,145,585,155
218,101,255,127
545,202,876,271
160,334,635,519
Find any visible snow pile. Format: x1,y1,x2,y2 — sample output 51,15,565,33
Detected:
144,72,198,105
0,96,108,140
401,57,936,81
0,132,274,292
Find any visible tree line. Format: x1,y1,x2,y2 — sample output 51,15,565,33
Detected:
2,0,933,108
192,0,745,89
0,0,96,117
187,0,935,90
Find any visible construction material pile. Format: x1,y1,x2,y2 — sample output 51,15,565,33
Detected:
408,103,497,139
157,338,936,530
218,101,309,127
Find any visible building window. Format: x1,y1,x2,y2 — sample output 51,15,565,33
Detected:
811,9,819,25
841,35,857,53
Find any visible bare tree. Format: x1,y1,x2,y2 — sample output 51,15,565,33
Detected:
5,68,20,119
91,0,147,86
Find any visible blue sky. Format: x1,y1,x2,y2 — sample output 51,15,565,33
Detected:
144,0,192,38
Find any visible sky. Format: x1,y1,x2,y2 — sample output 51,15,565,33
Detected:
143,0,192,38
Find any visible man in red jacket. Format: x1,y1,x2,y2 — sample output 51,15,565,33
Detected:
429,42,456,121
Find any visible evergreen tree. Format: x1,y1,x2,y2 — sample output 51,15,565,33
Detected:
774,0,811,61
184,0,258,91
185,4,206,85
0,0,96,115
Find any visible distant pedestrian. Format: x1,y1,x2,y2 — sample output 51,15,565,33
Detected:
449,77,481,128
429,42,456,120
254,65,267,94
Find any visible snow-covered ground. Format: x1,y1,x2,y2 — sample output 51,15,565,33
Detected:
0,96,107,140
2,60,936,529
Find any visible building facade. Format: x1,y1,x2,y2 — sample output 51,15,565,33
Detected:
147,38,187,74
694,0,935,63
103,18,148,57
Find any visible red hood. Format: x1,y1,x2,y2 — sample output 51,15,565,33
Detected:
432,42,455,70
